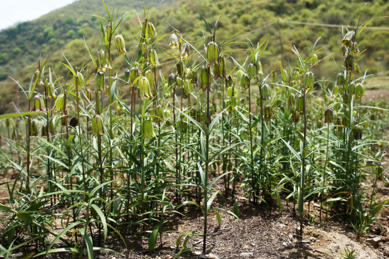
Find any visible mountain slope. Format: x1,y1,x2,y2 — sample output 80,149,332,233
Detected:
0,0,389,113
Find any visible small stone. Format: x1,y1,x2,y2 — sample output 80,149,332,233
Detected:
170,246,176,250
208,253,219,259
240,252,253,257
383,246,389,257
193,251,202,256
366,237,381,248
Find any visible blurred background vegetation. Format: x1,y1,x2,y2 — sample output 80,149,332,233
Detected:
0,0,388,113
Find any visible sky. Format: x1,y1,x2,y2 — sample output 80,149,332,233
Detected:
0,0,76,30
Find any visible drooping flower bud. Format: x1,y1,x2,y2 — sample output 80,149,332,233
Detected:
304,72,314,88
169,33,179,49
92,115,104,136
190,70,197,85
106,25,112,38
145,70,155,88
264,105,272,120
41,125,48,136
141,42,148,55
336,72,346,86
342,45,348,56
180,43,190,60
69,116,78,128
324,108,333,123
219,54,226,78
94,72,105,92
115,34,127,55
227,86,235,98
206,41,220,66
310,54,318,65
142,120,154,138
47,83,56,98
240,73,250,88
139,77,152,98
73,72,85,89
355,83,364,99
261,84,271,100
247,63,257,78
55,94,65,113
226,75,233,87
256,61,263,76
296,94,304,112
183,80,192,99
168,73,176,89
341,31,355,47
349,81,355,95
317,120,323,128
344,54,354,71
32,95,46,112
199,66,208,90
128,68,138,86
142,20,156,37
124,69,130,86
155,105,165,122
149,49,160,67
288,93,296,108
354,63,360,74
213,64,221,78
292,110,300,123
97,50,111,72
176,76,183,89
353,125,363,140
333,85,339,95
30,120,38,136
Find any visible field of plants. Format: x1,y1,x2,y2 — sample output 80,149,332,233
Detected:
0,1,389,258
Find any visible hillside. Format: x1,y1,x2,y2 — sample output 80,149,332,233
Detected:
0,0,389,112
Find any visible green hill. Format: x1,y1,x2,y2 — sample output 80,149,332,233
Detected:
0,0,388,113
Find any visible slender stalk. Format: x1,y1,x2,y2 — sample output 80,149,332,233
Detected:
300,86,307,237
203,66,210,255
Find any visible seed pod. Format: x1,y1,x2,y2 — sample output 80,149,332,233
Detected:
156,105,165,122
206,41,219,66
296,94,304,112
145,70,155,88
47,83,56,98
353,125,363,140
190,70,197,85
304,72,314,88
355,83,364,99
97,50,111,72
169,33,179,49
227,86,235,98
149,49,160,67
341,31,355,47
139,77,152,98
41,125,48,136
168,73,176,89
142,120,154,138
354,63,360,74
292,110,300,123
264,105,272,120
32,95,46,112
142,21,156,37
94,72,105,92
344,54,354,71
199,66,208,90
92,115,104,136
30,120,38,136
261,84,271,100
69,116,78,128
247,63,257,78
73,72,85,89
324,108,333,123
180,43,190,59
288,93,296,108
240,73,250,89
115,34,127,55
